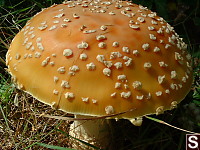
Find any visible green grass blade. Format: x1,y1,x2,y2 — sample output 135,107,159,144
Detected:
145,116,162,123
36,143,75,150
0,6,34,19
16,17,32,24
22,121,64,149
7,0,26,9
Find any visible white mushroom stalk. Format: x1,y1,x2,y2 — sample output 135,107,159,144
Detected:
69,108,135,149
6,0,193,149
69,115,111,149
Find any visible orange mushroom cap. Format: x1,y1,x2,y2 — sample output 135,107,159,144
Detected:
6,0,193,119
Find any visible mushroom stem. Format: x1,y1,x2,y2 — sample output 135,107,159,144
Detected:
69,115,111,150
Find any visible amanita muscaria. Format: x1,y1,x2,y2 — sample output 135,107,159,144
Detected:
6,0,193,149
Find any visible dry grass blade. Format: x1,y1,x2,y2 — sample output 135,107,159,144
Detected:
0,57,6,65
0,37,9,49
36,108,136,121
145,116,200,134
0,104,16,145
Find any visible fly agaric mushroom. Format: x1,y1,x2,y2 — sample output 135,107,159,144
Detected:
6,0,193,149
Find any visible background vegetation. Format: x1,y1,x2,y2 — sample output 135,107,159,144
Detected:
0,0,200,149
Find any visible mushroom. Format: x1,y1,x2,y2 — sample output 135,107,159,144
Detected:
6,0,193,149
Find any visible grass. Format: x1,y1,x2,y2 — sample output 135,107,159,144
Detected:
0,74,73,149
0,0,200,150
